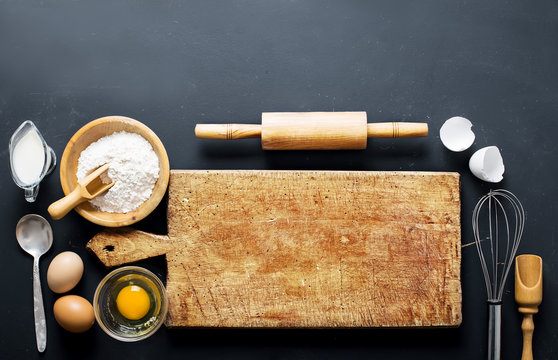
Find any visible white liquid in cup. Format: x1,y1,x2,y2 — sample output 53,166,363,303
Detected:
12,129,46,185
9,120,56,202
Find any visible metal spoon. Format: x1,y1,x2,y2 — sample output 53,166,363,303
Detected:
16,214,53,353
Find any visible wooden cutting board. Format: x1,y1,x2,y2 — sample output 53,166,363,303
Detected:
87,170,462,328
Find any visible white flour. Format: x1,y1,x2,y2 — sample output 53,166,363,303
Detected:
76,131,160,213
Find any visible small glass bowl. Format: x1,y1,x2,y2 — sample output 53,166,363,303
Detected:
94,266,168,342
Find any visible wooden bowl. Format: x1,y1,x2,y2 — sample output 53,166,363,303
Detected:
59,116,170,227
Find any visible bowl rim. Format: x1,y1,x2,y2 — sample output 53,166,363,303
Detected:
59,116,170,227
93,265,168,342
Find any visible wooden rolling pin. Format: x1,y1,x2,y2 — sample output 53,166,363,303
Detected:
195,112,428,150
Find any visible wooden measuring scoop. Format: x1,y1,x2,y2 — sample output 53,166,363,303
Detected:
515,254,543,360
48,163,115,220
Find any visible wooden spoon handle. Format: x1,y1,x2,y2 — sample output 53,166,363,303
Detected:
521,314,534,360
47,188,86,220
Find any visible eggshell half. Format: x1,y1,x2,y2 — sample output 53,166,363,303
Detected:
47,251,84,293
440,117,475,152
53,295,95,333
469,146,505,183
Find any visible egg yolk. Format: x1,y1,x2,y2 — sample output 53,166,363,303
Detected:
116,285,150,320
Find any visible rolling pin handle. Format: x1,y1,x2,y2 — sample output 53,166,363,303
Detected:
367,122,428,138
195,124,262,140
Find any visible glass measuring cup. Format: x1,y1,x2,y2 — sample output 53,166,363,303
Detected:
9,121,56,202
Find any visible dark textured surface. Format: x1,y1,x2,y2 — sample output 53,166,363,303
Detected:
1,0,557,359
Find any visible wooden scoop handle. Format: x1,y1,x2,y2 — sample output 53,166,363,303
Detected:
48,188,87,220
521,314,534,360
48,163,113,220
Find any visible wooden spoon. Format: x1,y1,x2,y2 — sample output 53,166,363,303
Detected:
48,163,115,220
515,254,543,360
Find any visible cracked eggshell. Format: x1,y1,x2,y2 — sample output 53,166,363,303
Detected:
469,146,505,183
440,117,475,152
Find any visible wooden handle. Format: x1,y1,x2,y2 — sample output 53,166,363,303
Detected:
515,255,542,360
86,228,172,267
195,124,262,140
367,122,428,138
521,314,534,360
195,112,428,149
48,188,86,220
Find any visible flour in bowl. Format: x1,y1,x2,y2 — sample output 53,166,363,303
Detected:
76,131,160,213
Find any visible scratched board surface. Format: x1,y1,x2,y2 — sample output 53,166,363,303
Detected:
88,170,461,328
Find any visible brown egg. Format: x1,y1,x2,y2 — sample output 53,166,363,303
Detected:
47,251,84,293
53,295,95,333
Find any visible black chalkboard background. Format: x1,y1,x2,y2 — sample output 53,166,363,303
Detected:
1,1,557,359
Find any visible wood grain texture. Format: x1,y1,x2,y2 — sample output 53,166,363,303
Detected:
367,122,429,138
194,124,262,140
59,116,170,227
194,112,428,148
87,170,462,328
261,112,368,150
515,255,543,360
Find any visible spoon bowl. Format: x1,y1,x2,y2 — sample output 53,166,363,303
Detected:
16,214,53,256
16,214,53,353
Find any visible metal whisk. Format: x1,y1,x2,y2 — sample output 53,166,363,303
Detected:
472,189,525,360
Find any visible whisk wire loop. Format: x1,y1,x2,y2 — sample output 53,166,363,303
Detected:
472,189,525,301
472,189,524,360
